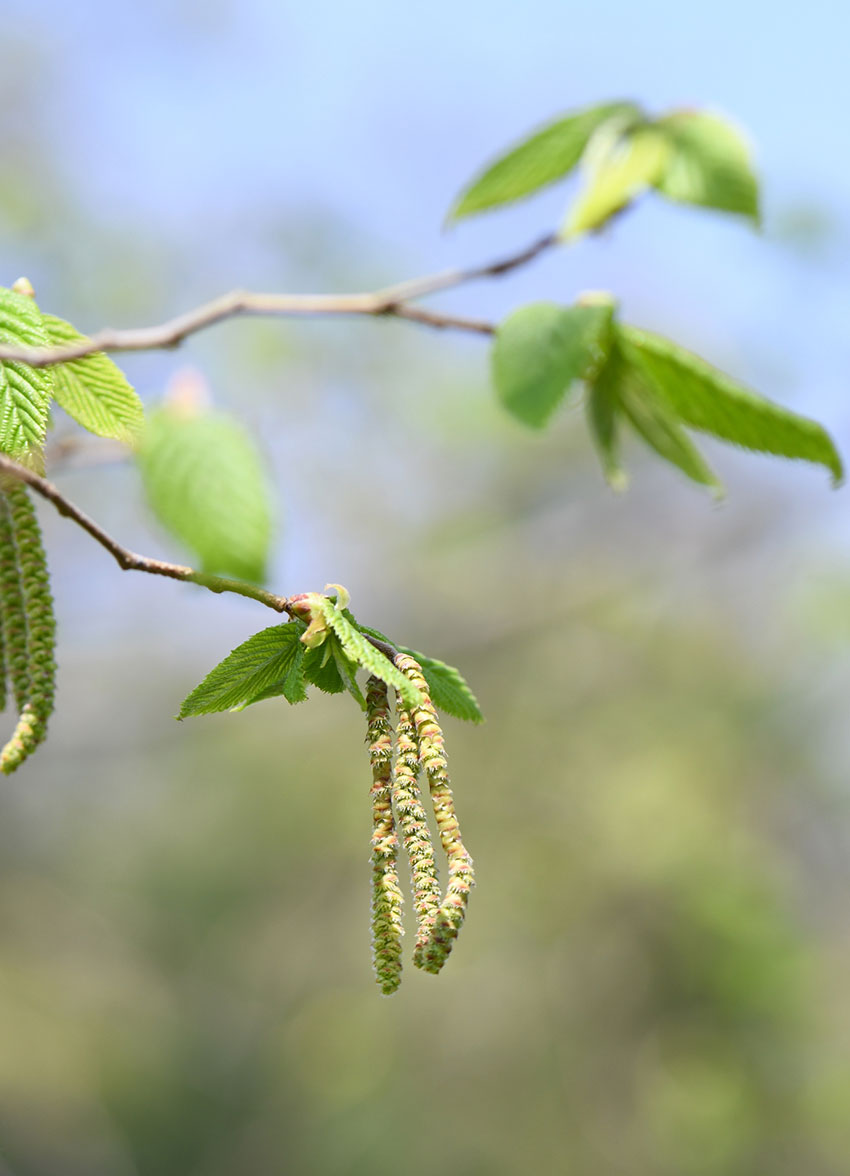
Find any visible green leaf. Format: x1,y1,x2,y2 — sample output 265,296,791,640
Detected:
42,314,144,444
178,623,305,717
654,110,760,224
492,301,615,428
585,347,627,490
616,352,723,494
138,402,274,583
620,326,843,483
397,646,484,723
330,641,366,708
448,101,642,221
303,640,347,694
563,123,671,238
311,597,423,710
0,287,53,462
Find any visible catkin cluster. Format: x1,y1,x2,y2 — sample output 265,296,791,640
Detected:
0,480,57,774
365,656,474,993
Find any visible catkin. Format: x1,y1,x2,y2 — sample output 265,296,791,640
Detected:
391,691,442,952
0,596,6,716
396,653,475,975
0,481,57,774
0,491,29,715
366,676,404,994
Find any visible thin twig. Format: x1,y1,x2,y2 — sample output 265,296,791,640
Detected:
0,455,289,613
0,456,407,668
0,233,557,366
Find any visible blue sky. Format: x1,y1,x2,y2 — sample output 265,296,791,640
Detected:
10,0,848,389
4,0,850,624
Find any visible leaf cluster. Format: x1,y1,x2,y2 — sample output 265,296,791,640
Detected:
449,101,760,233
0,284,143,467
178,591,483,725
491,299,842,492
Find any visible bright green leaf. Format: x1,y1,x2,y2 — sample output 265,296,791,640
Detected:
0,287,53,462
42,314,144,444
654,110,760,223
138,402,274,583
563,123,671,238
620,326,842,483
492,301,615,428
448,101,642,221
397,646,484,723
178,623,305,717
585,346,627,490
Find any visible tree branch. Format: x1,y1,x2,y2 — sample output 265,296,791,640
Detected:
0,233,558,366
0,455,290,613
0,456,406,661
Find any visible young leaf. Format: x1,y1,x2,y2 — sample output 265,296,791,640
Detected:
397,647,484,723
320,600,423,710
0,287,53,463
138,401,274,583
562,123,671,238
616,355,722,494
351,620,484,724
585,346,627,490
654,110,760,224
448,101,642,221
294,595,423,709
492,301,615,428
178,623,305,717
42,314,144,444
620,326,843,483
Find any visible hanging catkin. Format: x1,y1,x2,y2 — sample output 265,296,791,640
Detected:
0,490,29,716
366,676,404,994
0,481,57,774
391,690,442,952
396,653,475,975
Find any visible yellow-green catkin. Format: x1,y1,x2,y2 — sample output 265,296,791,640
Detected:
0,492,29,715
396,653,475,975
366,676,404,995
0,594,6,716
391,691,442,953
0,482,57,774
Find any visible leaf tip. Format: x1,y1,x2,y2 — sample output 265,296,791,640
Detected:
605,468,629,493
11,277,36,299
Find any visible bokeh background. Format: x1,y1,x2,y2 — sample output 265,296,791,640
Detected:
2,1,850,1172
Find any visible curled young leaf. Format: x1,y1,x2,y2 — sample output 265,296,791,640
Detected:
562,122,671,238
289,593,424,710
